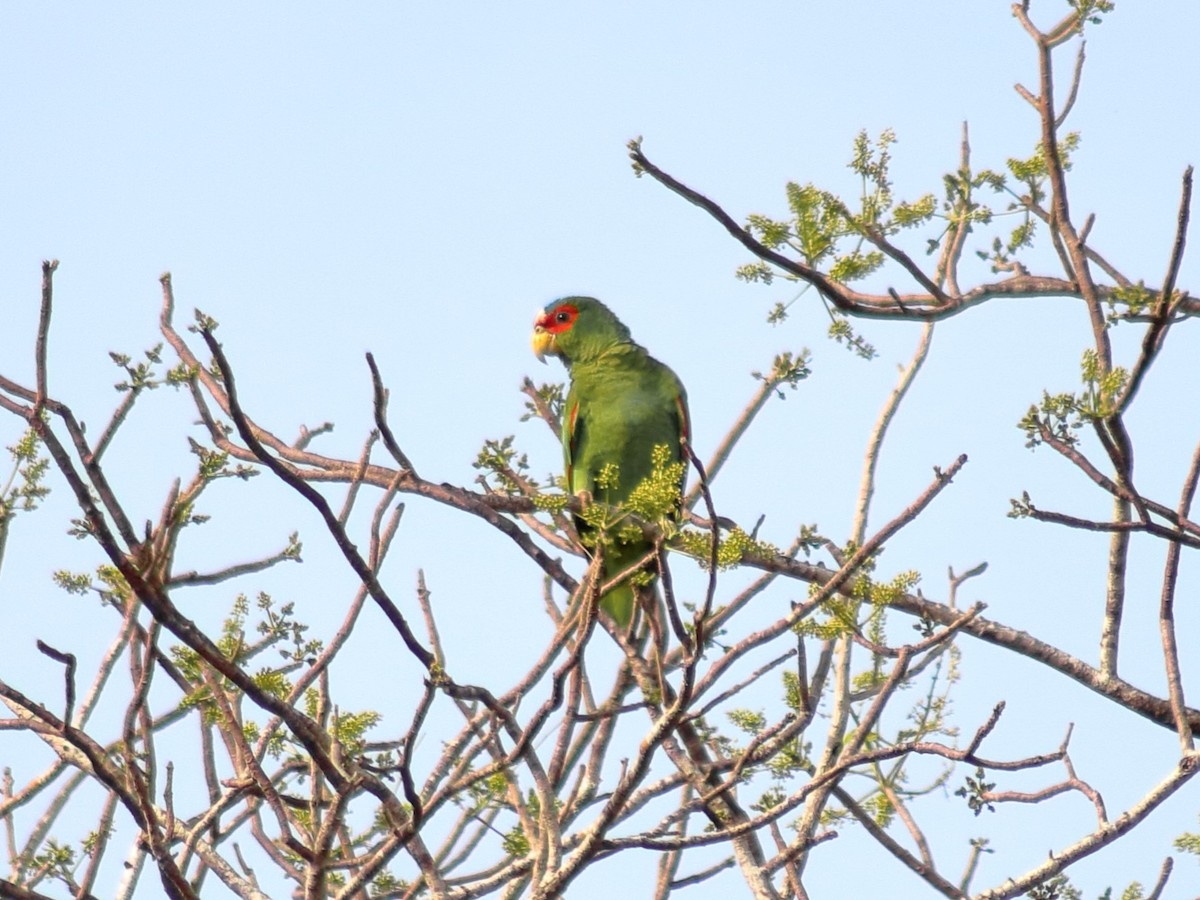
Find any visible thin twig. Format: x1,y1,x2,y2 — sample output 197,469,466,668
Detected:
34,642,75,730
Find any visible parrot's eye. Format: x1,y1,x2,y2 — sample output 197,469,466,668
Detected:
540,302,578,333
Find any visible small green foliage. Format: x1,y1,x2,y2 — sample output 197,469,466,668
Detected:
746,213,793,250
2,428,50,521
216,593,251,662
67,516,96,539
943,166,1000,240
795,523,822,557
595,462,620,492
863,791,895,827
53,570,93,595
849,128,896,211
752,350,812,397
966,134,1086,275
190,308,220,333
171,501,208,529
263,730,287,759
1005,151,1045,186
851,669,886,692
1018,391,1084,449
576,501,609,541
532,491,568,514
1026,875,1082,900
798,566,916,642
982,135,1083,273
291,808,315,833
1008,133,1081,184
740,129,980,361
1078,349,1128,417
784,182,843,265
797,592,857,640
1068,0,1114,26
171,645,203,685
464,771,510,809
1007,218,1037,254
27,838,77,883
370,872,408,897
283,532,303,561
629,568,654,587
897,667,958,744
520,380,565,426
893,193,936,228
8,428,42,466
828,249,884,283
727,708,766,735
111,343,166,392
257,590,321,662
1174,815,1200,858
818,805,852,827
718,527,778,566
332,709,383,752
766,738,809,779
195,444,230,480
736,261,775,285
627,136,645,174
170,592,319,731
1007,491,1036,520
742,133,915,272
165,361,197,386
303,688,323,719
297,696,376,753
96,566,132,604
252,668,292,700
955,766,996,816
189,438,258,481
828,315,878,360
782,670,805,712
474,435,540,495
974,168,1007,192
678,526,779,571
81,825,114,857
1106,282,1155,324
751,786,786,813
855,569,920,609
625,444,685,523
1018,350,1128,450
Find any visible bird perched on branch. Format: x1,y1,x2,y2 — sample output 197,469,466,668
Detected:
532,296,689,628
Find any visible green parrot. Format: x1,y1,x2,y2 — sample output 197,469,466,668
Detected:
531,296,689,628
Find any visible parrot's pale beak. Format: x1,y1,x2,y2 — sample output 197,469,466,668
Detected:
531,324,555,363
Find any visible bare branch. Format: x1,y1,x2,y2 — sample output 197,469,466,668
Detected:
1159,436,1200,751
201,327,434,671
853,322,934,541
1120,165,1193,412
33,642,75,730
1055,40,1087,127
974,754,1199,900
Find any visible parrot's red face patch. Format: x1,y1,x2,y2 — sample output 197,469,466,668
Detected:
538,303,578,334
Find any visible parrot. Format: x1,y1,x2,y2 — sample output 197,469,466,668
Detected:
531,296,689,628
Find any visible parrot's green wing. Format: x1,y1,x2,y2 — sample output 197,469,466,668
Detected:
562,347,689,628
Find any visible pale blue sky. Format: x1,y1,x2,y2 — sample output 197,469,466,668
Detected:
2,3,1199,897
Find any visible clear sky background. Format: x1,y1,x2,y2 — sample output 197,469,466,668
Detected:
2,2,1199,897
